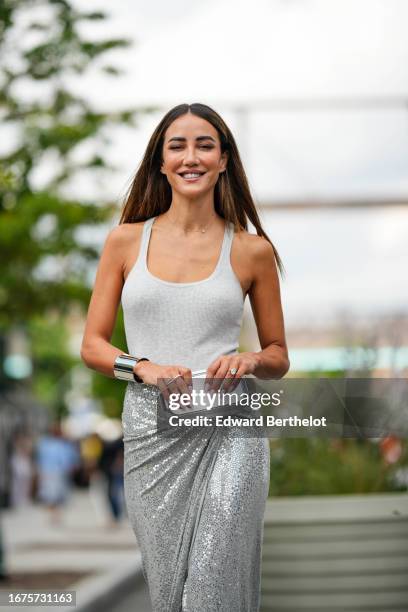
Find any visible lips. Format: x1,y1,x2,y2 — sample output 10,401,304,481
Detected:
178,171,206,181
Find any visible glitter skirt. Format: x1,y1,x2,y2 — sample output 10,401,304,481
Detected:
122,381,270,612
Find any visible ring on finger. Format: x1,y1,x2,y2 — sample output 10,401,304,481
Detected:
166,374,183,387
229,367,238,376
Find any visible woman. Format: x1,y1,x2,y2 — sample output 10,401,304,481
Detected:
81,102,289,611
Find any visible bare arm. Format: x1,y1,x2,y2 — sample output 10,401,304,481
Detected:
80,223,193,392
248,237,290,379
206,232,290,388
80,225,132,378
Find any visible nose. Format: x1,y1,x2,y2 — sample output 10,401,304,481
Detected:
183,146,199,166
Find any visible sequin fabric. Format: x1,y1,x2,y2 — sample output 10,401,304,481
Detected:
122,381,270,611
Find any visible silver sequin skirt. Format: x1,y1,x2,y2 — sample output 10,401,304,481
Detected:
122,381,270,612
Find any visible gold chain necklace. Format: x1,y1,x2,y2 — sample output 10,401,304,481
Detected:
163,213,217,234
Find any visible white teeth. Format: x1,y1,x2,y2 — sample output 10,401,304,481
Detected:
182,173,202,179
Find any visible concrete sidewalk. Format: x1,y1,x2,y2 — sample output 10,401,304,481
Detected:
0,478,148,611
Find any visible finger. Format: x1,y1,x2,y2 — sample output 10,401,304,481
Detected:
182,368,193,390
211,360,230,393
158,372,179,408
205,358,221,390
223,360,241,391
157,378,170,405
219,359,242,393
177,369,191,393
227,365,245,392
175,373,191,405
166,376,183,405
182,369,193,408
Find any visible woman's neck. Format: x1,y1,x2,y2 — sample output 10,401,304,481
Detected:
162,192,219,233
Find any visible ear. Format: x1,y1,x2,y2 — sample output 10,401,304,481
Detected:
220,150,229,172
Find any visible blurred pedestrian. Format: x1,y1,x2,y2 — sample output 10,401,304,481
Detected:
35,421,80,525
98,437,125,527
10,431,34,509
79,432,103,486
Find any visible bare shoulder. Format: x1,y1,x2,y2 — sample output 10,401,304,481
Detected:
109,221,148,280
106,221,144,244
233,226,275,264
230,226,276,294
102,222,144,257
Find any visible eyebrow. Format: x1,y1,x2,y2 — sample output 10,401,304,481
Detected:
167,135,216,143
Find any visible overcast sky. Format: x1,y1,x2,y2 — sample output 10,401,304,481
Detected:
29,1,408,329
64,0,408,202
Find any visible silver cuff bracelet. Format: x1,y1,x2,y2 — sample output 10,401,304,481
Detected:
113,354,149,382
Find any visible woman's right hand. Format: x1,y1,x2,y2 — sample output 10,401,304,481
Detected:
134,361,193,400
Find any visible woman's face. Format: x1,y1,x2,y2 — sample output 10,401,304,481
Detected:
160,112,228,196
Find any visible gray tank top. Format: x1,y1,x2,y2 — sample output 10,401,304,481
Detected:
121,215,244,372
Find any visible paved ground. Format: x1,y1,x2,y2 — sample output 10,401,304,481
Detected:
0,475,151,611
110,575,152,612
2,476,136,574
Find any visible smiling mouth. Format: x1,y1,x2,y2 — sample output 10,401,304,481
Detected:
178,172,206,180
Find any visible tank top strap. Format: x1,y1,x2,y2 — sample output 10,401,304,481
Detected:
137,216,155,269
218,220,234,270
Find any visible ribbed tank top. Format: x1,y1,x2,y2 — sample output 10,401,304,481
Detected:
121,215,245,372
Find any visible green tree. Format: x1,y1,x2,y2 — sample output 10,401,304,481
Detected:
0,0,144,415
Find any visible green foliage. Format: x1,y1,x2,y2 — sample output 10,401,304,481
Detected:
305,369,346,378
28,313,75,418
270,368,408,496
0,1,147,415
268,437,408,496
0,0,135,325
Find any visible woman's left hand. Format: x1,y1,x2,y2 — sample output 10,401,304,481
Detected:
205,352,260,392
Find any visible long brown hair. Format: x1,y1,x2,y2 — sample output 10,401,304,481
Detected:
119,103,285,277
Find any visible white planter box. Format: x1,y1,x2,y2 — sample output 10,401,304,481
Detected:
261,493,408,611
